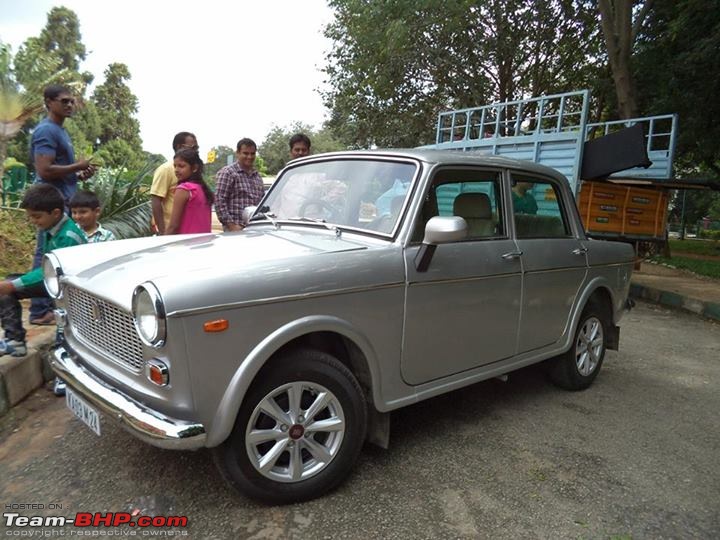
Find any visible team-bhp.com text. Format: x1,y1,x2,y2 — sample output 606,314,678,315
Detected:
4,512,188,535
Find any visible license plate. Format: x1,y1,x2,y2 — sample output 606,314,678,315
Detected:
66,387,101,436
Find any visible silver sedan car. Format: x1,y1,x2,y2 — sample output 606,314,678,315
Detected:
45,149,634,504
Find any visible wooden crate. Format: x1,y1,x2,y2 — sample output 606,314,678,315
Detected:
577,181,669,239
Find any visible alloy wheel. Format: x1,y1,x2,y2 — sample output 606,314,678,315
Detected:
575,316,604,376
245,381,346,483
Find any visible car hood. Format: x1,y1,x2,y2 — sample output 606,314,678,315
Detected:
55,226,396,311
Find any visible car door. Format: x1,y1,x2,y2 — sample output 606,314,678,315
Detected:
510,173,588,353
401,168,522,386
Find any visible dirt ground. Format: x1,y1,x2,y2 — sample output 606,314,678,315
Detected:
1,301,718,539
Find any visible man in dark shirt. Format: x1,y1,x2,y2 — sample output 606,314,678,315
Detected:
28,84,96,325
289,133,311,160
215,138,264,231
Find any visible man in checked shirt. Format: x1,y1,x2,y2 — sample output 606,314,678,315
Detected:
214,138,264,231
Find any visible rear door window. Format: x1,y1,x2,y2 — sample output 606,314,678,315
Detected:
510,174,571,238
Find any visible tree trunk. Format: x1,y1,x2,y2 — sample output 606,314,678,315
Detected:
597,0,652,119
0,137,7,187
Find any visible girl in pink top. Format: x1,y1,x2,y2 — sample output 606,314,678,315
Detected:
165,149,213,234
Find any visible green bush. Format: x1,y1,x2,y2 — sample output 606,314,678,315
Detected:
650,256,720,280
669,238,720,256
698,229,720,240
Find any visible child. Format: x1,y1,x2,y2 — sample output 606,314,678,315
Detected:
69,190,117,242
0,184,86,358
47,189,116,395
164,148,213,235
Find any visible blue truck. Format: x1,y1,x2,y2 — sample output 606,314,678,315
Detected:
430,89,679,253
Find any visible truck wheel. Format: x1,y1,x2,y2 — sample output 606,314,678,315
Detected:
212,349,367,504
549,302,607,391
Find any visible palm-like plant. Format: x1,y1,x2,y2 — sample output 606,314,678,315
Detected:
0,91,43,174
80,157,163,239
0,43,76,180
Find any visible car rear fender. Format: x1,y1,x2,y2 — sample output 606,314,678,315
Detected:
563,277,620,352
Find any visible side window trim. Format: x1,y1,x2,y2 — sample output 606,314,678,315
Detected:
409,167,508,244
509,172,575,239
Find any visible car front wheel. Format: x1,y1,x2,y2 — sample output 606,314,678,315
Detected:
213,349,367,504
549,303,607,391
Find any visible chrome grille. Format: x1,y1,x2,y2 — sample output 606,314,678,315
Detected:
66,286,144,372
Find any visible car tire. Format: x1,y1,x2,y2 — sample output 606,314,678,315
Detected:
212,348,367,504
549,302,607,391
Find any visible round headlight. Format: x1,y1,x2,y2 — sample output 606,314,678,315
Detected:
42,254,63,299
132,283,166,347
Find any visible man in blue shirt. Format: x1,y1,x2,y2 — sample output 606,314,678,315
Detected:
27,84,96,325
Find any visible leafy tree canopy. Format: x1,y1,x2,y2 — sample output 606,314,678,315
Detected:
259,122,345,174
39,6,88,73
323,0,603,148
13,6,92,92
205,145,235,179
635,0,720,176
4,8,145,173
92,63,141,144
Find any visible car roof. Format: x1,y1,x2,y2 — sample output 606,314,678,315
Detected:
291,148,569,184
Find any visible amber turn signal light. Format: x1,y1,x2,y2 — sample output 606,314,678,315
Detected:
204,319,229,333
146,359,169,386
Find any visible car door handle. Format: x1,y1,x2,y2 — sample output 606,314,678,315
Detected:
572,247,588,255
502,251,523,260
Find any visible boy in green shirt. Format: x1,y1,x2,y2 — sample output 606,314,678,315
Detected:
0,184,86,357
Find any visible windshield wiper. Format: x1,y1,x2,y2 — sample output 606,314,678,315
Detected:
250,211,279,229
287,216,335,229
287,216,345,237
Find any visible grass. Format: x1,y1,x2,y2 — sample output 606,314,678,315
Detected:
669,238,720,257
649,255,720,279
0,207,36,277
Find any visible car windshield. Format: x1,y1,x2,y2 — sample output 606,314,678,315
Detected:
258,158,417,234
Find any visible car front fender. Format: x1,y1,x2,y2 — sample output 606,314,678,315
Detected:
205,315,382,447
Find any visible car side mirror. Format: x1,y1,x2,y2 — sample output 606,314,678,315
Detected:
415,216,467,272
422,216,467,244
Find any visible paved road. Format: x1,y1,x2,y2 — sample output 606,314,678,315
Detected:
1,301,719,539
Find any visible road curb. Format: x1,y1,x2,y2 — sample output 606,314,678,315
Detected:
0,333,56,416
630,282,720,322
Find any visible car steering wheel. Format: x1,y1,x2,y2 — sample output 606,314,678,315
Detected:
298,199,341,222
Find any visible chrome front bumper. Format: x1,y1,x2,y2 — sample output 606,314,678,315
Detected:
52,346,206,450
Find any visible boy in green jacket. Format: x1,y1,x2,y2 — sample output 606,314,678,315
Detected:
0,184,86,357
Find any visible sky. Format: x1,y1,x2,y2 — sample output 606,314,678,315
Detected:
0,0,336,160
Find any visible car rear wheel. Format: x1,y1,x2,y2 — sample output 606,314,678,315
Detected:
549,303,607,391
213,349,367,504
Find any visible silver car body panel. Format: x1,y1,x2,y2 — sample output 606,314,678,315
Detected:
49,149,634,449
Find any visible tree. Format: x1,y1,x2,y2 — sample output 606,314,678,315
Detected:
91,63,143,168
7,7,92,169
323,0,603,148
0,41,75,179
66,100,102,157
709,195,720,221
259,123,345,174
205,145,235,179
597,0,654,119
633,0,720,176
13,6,93,91
0,44,41,180
671,190,718,236
39,7,89,74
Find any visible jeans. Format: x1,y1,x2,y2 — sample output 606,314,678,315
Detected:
29,230,52,318
1,274,49,343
